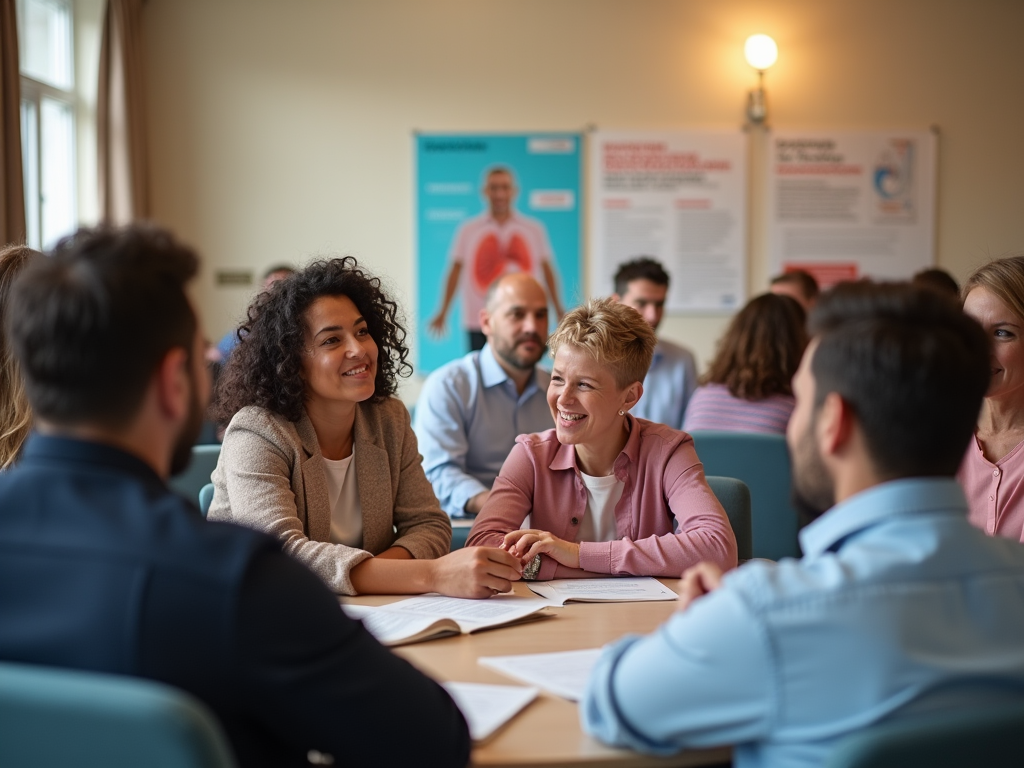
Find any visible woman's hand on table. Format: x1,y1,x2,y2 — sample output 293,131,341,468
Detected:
676,562,724,612
502,529,581,569
428,546,524,598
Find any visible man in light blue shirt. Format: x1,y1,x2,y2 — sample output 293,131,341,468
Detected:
415,273,553,518
582,282,1024,768
612,258,697,429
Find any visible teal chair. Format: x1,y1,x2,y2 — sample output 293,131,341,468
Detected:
0,660,236,768
825,701,1024,768
705,475,753,562
169,445,221,509
199,482,215,517
689,431,800,560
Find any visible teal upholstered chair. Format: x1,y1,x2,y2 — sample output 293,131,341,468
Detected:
198,482,215,517
169,445,221,509
705,475,753,562
689,430,800,561
825,701,1024,768
0,660,236,768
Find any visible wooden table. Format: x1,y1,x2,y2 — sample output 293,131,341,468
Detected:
346,581,731,768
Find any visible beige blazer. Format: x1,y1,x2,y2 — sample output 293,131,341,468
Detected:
208,398,451,594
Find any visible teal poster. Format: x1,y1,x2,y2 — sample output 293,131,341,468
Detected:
416,133,582,372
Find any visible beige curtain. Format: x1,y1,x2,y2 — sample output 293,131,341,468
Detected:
97,0,148,224
0,0,26,244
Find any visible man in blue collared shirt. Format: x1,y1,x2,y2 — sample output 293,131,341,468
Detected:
612,258,698,429
583,282,1024,768
415,273,553,517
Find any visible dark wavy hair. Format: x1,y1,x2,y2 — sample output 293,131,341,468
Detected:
702,293,808,400
211,257,412,424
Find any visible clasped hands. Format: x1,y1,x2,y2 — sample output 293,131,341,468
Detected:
500,529,581,569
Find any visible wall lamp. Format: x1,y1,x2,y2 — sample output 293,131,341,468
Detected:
744,34,778,127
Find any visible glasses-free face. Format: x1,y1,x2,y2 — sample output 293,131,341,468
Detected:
964,286,1024,402
300,294,379,410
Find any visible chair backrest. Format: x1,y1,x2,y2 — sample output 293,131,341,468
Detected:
0,660,237,768
705,476,752,561
689,430,800,560
198,482,215,517
169,444,222,508
825,701,1024,768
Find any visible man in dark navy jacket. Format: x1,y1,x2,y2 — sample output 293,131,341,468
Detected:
0,225,470,768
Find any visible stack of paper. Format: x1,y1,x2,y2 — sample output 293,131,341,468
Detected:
527,576,678,606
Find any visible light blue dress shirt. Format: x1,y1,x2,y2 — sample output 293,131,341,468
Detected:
631,339,698,430
582,478,1024,768
414,344,552,518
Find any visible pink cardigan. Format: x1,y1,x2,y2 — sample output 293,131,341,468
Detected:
467,416,738,580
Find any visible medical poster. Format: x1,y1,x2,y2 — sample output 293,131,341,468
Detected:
416,133,582,373
766,130,938,287
588,130,747,312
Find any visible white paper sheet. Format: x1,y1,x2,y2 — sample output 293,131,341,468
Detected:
526,577,678,606
442,682,539,741
479,648,602,701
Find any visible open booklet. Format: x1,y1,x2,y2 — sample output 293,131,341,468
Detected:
341,594,552,646
526,576,678,606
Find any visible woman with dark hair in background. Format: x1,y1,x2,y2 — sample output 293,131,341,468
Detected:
683,293,808,435
0,245,43,469
209,257,521,595
959,255,1024,542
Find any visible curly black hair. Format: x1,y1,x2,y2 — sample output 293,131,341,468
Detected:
211,257,412,424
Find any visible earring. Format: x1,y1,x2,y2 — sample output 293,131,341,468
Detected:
618,410,625,416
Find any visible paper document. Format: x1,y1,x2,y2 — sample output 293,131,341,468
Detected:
442,682,538,742
479,648,602,701
527,577,678,606
342,594,550,646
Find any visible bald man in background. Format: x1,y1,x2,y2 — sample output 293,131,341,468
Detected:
415,273,554,517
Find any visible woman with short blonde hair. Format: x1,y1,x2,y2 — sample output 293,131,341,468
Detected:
468,298,738,580
0,245,42,469
959,255,1024,541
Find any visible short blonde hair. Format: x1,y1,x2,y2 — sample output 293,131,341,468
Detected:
963,255,1024,322
548,298,656,388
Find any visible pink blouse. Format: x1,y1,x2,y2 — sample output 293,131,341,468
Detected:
957,434,1024,543
467,416,738,580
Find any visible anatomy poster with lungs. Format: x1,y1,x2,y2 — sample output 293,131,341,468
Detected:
416,133,581,372
765,130,938,288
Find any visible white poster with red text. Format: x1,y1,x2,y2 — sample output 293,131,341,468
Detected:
766,130,937,289
588,130,747,313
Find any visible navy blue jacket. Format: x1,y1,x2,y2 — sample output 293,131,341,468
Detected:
0,435,470,767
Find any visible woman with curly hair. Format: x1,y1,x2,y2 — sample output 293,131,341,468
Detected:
0,244,43,469
208,257,521,596
683,293,807,434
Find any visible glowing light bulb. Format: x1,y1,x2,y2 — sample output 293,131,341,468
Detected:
744,34,778,71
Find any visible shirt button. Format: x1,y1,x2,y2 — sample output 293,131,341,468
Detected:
571,517,579,525
990,496,995,501
994,469,1001,477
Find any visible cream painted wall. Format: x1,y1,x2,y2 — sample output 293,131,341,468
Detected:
143,0,1024,403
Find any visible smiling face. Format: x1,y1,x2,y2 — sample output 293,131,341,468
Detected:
963,286,1024,402
547,344,640,454
300,294,379,411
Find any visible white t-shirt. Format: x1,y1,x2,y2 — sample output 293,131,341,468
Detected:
576,471,625,543
323,453,363,548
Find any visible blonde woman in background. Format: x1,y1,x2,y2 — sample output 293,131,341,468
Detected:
0,245,42,469
960,255,1024,542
